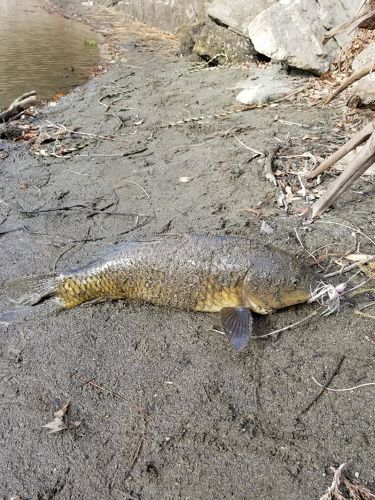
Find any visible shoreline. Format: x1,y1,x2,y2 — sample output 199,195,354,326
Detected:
1,2,374,499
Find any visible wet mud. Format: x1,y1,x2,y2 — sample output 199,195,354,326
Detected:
1,1,374,498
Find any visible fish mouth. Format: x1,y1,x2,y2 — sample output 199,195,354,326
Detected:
278,289,312,308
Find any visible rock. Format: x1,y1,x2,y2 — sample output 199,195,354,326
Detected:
260,221,274,235
348,43,375,110
248,0,363,74
207,0,276,35
352,43,375,72
347,76,375,110
177,22,206,55
234,65,298,105
193,18,255,64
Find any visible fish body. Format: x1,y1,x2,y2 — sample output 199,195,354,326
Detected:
6,234,317,350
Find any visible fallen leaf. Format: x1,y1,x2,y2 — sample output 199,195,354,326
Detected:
54,402,70,419
42,402,81,434
42,418,68,434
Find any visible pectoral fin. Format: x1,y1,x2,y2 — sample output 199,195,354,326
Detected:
220,307,252,351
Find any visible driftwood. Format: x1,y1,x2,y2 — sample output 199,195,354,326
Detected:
307,121,375,219
322,0,375,45
0,91,37,123
306,121,373,179
324,63,375,104
323,11,375,45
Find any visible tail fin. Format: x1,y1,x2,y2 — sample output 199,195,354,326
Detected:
0,301,60,326
6,273,58,306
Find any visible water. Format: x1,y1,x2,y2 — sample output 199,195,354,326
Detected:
0,0,100,109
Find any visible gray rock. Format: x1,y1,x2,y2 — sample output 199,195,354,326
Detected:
207,0,276,34
348,76,375,110
352,43,375,72
193,18,255,63
248,0,363,74
235,66,295,105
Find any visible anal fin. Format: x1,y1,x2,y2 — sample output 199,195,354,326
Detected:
220,307,252,351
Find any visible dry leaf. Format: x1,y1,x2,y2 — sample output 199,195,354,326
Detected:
54,402,70,419
42,418,68,434
42,402,81,434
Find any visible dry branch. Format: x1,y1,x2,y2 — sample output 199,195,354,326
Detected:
323,10,375,45
0,91,37,123
308,123,375,218
306,121,373,179
325,64,375,104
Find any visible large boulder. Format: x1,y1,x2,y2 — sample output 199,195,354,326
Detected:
193,18,256,63
207,0,276,34
248,0,364,74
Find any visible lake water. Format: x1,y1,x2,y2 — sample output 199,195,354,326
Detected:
0,0,100,109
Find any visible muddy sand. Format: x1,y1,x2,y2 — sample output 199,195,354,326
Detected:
1,2,374,499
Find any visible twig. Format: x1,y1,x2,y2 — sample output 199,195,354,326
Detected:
45,120,115,141
234,136,264,157
255,308,321,339
72,371,146,415
76,147,148,158
354,310,375,319
264,144,282,186
118,180,150,199
323,262,360,278
298,355,345,417
312,376,375,392
277,119,310,128
53,244,76,272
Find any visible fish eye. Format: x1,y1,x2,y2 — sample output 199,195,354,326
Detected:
291,276,300,287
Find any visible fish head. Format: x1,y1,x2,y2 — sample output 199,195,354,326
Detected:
243,247,318,313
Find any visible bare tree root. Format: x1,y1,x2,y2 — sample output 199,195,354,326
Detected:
306,121,373,179
308,123,375,219
325,64,375,104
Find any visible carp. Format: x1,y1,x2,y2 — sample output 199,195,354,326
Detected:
5,234,317,350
